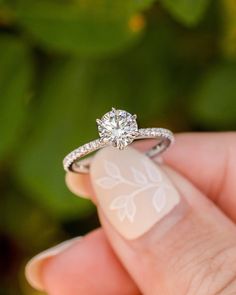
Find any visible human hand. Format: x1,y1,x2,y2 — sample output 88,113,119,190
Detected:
26,133,236,295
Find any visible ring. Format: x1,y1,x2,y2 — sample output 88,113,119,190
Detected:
63,108,174,173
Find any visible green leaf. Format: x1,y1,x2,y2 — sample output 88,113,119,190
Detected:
15,0,144,57
190,62,236,128
15,58,99,220
160,0,211,26
0,34,32,160
59,26,173,123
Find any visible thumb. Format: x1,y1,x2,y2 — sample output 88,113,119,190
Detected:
90,146,236,295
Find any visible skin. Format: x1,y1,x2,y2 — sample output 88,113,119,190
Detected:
38,133,236,295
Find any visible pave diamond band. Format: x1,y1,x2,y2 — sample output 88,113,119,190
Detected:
63,109,174,173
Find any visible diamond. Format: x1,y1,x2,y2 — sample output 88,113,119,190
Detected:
96,108,138,149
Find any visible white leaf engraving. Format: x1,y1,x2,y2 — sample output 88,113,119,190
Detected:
143,159,162,183
131,167,148,186
110,196,136,222
96,177,119,189
118,208,126,222
126,198,136,222
110,195,127,209
105,160,121,178
153,187,166,212
99,159,167,223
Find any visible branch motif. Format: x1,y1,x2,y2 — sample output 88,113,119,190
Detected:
96,159,169,222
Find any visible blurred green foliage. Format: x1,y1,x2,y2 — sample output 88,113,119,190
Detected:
0,0,236,294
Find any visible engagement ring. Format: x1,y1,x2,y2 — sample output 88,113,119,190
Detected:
63,108,174,173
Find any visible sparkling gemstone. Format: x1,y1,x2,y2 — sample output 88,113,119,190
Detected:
97,108,138,149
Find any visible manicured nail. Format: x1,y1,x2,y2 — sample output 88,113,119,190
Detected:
91,147,180,240
25,237,81,291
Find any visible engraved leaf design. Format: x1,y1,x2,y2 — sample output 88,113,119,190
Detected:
110,195,136,222
126,198,136,222
153,187,166,212
96,177,119,189
110,195,127,209
131,167,148,185
105,160,121,178
118,208,126,222
143,159,162,183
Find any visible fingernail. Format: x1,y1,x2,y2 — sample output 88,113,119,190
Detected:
25,237,81,291
91,147,180,240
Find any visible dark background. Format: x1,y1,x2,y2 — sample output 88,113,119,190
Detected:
0,0,236,294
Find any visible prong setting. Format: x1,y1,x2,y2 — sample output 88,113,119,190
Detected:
97,108,138,150
96,118,102,125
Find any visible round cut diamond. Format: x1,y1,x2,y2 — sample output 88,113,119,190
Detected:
97,108,138,149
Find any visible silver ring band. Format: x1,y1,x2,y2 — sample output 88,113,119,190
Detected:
63,127,174,173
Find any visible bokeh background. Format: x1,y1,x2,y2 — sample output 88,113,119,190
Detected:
0,0,236,294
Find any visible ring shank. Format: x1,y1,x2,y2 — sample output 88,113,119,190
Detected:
63,128,174,173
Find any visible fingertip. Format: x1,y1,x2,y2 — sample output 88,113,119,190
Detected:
25,237,82,291
65,172,93,198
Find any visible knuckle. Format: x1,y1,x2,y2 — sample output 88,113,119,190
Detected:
169,228,236,295
199,245,236,295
